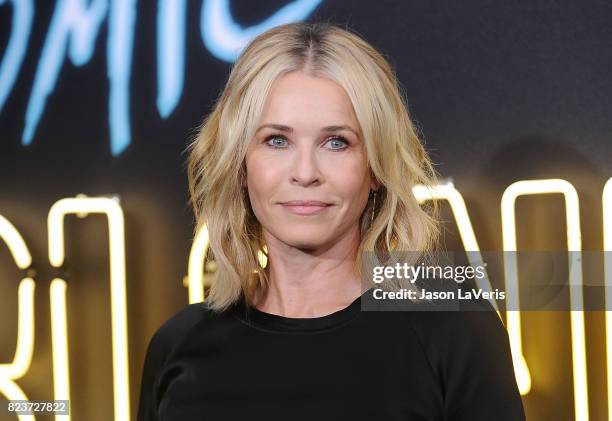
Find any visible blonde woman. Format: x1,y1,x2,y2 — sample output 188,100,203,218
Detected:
137,22,525,420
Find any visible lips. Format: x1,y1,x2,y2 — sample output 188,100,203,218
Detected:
279,200,333,215
280,200,331,206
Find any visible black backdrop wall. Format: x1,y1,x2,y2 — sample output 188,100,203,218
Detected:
1,1,611,419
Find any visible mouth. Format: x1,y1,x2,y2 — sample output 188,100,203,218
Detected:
280,200,332,206
278,201,333,216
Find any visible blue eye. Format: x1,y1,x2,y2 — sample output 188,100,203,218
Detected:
326,136,349,150
265,135,288,148
263,134,349,151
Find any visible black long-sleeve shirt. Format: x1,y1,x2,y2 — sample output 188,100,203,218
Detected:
137,287,526,420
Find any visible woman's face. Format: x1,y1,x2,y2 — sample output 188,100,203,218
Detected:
245,71,377,251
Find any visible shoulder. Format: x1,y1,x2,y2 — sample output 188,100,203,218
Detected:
138,302,223,419
397,302,525,420
157,302,210,338
408,297,505,335
402,299,509,363
141,301,228,380
146,301,217,362
153,300,224,346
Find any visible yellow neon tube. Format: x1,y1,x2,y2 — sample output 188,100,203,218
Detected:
413,181,499,312
50,278,70,421
186,224,268,304
0,214,36,421
48,195,130,421
187,224,209,303
602,177,612,421
502,179,585,415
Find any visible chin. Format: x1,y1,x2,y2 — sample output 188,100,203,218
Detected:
280,230,332,249
286,241,328,251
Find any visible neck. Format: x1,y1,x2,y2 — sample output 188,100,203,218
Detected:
253,225,364,317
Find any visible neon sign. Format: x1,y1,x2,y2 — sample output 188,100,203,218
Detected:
0,0,323,155
2,178,610,419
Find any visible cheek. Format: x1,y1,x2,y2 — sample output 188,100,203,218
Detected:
245,156,282,208
328,156,370,195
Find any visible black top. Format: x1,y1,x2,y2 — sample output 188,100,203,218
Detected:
136,288,526,420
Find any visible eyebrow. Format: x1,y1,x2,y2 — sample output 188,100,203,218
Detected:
256,124,359,136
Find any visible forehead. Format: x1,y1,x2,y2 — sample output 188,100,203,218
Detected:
259,72,359,126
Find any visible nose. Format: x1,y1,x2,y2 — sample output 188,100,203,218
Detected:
290,143,322,186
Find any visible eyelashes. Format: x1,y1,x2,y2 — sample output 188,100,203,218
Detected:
263,134,350,151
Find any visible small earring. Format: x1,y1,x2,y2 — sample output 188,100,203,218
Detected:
370,191,377,225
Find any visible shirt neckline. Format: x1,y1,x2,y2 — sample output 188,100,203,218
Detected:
233,289,370,333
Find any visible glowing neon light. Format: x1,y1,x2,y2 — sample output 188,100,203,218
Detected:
0,279,36,380
501,179,586,416
157,0,186,118
186,223,268,303
21,0,136,155
1,1,322,154
187,224,210,303
23,0,109,147
412,180,499,313
0,177,603,415
0,214,36,420
48,195,130,421
257,246,268,270
0,376,36,421
200,0,324,62
107,0,137,156
159,0,323,116
49,278,70,421
602,177,612,421
0,0,34,114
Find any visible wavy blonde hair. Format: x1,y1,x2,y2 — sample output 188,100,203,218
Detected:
185,22,441,312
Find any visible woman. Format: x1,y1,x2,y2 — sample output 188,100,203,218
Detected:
137,22,526,420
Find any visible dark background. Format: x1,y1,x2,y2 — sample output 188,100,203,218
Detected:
1,1,611,419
